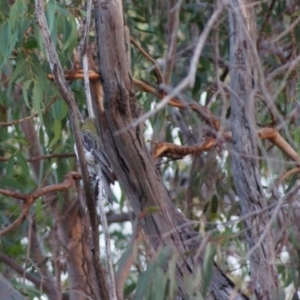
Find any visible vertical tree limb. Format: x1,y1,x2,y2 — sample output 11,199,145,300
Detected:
34,0,108,298
229,1,278,298
94,0,248,298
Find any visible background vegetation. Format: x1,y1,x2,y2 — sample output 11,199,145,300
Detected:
0,0,300,299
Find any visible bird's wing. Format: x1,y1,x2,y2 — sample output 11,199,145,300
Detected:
81,131,96,153
93,148,115,184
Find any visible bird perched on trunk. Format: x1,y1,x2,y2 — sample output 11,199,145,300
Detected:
74,118,114,203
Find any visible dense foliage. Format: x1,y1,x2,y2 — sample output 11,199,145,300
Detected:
1,0,300,299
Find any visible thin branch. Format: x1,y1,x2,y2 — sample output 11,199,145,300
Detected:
0,97,57,127
0,203,31,237
0,252,57,296
258,127,300,164
133,78,220,130
0,189,28,201
97,179,116,300
276,167,300,185
49,70,221,130
246,183,300,259
153,127,300,165
130,37,163,84
272,14,300,43
0,153,75,162
80,0,94,118
163,0,182,84
0,172,81,237
266,54,300,81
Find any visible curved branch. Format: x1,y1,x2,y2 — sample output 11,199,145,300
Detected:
0,172,81,237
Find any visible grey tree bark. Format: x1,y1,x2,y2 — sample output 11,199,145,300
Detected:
229,0,278,298
0,274,25,300
94,0,248,299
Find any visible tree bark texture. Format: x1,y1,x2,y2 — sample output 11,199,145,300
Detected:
0,274,25,300
229,0,278,298
94,0,248,298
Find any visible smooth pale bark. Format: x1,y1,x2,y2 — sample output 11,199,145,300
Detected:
94,0,248,298
229,0,278,299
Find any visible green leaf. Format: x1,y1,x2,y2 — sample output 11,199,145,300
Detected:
6,154,16,178
52,99,68,121
9,0,27,30
16,151,29,177
45,0,57,45
134,263,155,300
23,36,38,49
35,198,43,223
202,244,216,296
22,80,32,108
0,21,10,66
49,119,62,149
61,16,78,52
9,59,27,84
210,194,218,218
32,81,43,121
144,206,160,214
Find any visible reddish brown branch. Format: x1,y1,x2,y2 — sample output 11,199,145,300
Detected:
154,137,217,158
258,127,300,164
48,69,100,81
154,127,300,163
0,172,81,237
47,70,299,165
276,167,300,185
133,78,220,131
48,70,220,131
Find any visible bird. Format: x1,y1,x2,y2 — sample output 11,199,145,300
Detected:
74,118,114,203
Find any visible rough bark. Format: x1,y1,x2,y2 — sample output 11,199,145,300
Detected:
0,274,25,300
229,0,278,298
94,0,248,298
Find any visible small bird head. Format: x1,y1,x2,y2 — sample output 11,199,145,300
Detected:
81,118,97,133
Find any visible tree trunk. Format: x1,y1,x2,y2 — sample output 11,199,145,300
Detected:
94,0,248,298
229,0,278,298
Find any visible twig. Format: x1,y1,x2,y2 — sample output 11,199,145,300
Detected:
0,97,57,127
246,183,300,259
276,167,300,185
164,0,182,84
80,0,94,118
97,178,117,300
272,14,300,43
0,153,75,162
0,252,56,296
130,37,163,84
